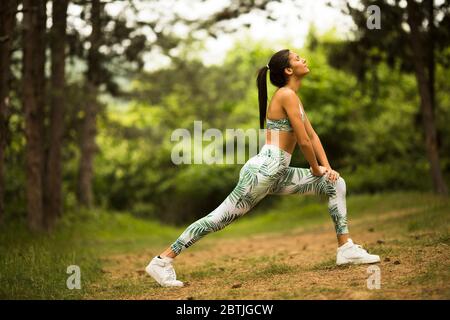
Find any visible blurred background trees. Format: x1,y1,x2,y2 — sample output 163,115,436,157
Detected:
327,0,450,195
0,0,449,231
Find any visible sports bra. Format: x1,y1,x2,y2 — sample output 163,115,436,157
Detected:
266,103,305,132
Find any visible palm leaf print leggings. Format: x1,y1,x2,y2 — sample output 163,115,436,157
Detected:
170,144,348,255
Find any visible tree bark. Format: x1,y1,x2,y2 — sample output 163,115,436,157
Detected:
407,0,448,196
23,0,47,231
77,0,102,208
0,0,17,224
44,0,68,230
427,0,435,112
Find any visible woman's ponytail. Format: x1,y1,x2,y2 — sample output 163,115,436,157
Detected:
256,65,269,130
256,49,290,129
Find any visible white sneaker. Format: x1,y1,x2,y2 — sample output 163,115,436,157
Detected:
145,256,184,287
336,239,380,265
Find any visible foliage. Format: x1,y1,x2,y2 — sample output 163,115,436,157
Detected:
4,34,450,224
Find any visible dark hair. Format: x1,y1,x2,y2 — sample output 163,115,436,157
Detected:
256,49,291,129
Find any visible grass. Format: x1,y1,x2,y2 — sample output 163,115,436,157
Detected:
0,191,449,299
0,209,182,299
0,223,100,299
255,263,295,277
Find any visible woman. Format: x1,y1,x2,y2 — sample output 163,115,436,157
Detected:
146,49,380,287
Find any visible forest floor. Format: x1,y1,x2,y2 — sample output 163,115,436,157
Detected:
83,193,450,300
1,192,449,299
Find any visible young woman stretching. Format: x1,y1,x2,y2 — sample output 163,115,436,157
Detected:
146,49,380,287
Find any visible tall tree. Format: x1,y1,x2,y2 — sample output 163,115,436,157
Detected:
44,0,69,229
406,0,447,195
327,0,449,195
22,0,47,231
0,0,18,224
77,0,102,208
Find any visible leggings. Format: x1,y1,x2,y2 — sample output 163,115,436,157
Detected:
170,144,348,255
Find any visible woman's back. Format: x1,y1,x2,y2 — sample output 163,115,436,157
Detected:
266,88,303,155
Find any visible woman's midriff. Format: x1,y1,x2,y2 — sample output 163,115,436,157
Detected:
266,129,297,155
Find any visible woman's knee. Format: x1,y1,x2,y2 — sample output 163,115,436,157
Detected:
324,175,346,197
335,176,346,196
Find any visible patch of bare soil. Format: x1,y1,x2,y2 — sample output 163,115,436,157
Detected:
85,207,450,300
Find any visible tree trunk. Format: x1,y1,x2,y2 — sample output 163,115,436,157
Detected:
44,0,68,230
23,0,47,231
0,0,17,224
77,0,102,208
407,0,448,196
427,0,435,112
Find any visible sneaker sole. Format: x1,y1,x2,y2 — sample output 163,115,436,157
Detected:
336,256,381,265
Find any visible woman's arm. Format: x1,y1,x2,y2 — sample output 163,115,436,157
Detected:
281,91,323,176
303,113,331,169
312,135,331,169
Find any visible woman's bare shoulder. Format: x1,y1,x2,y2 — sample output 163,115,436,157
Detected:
272,87,296,103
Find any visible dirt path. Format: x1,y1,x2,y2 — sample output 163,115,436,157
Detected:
87,207,450,299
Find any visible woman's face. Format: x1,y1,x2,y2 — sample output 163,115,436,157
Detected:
286,51,309,77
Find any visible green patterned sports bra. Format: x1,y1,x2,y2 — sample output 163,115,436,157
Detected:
266,104,305,132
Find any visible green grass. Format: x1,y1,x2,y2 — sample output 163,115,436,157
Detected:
0,209,182,299
310,258,342,271
0,222,100,299
0,191,448,299
406,260,450,286
255,263,295,277
187,262,224,280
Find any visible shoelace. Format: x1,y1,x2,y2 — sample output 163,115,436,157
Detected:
353,244,369,255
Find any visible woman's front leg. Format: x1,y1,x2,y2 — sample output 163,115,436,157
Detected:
269,166,350,244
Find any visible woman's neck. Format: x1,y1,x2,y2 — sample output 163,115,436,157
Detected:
285,76,302,92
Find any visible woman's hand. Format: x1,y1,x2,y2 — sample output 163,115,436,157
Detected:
311,166,340,182
324,167,340,183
